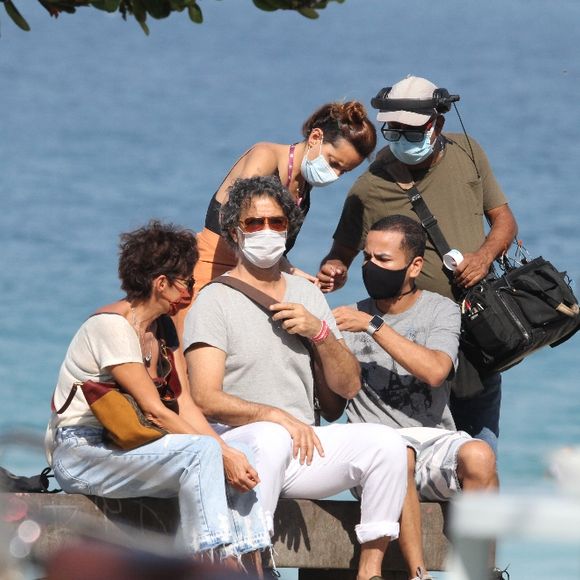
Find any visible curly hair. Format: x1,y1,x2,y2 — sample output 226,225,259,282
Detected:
220,176,303,249
369,215,426,260
118,220,198,301
302,101,377,159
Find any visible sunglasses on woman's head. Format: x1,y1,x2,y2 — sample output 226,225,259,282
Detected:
239,216,288,233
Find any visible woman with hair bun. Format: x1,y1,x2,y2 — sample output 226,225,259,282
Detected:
192,100,377,296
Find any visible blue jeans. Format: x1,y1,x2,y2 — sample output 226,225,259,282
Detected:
449,372,501,455
52,426,271,558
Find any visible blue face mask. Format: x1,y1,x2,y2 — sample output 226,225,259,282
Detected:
389,127,435,165
300,142,339,187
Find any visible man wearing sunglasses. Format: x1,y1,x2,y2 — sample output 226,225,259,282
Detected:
184,176,408,580
318,75,518,456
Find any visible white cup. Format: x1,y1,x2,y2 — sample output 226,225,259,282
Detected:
443,249,464,271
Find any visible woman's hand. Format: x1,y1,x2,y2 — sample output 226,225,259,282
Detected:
221,445,260,493
332,306,372,333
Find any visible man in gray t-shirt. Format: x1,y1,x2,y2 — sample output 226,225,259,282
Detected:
342,293,459,431
333,215,499,580
184,177,408,580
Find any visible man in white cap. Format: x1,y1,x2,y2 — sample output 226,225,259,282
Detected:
317,75,518,458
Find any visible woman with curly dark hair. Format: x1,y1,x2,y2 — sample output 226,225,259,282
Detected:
46,220,270,572
194,101,377,291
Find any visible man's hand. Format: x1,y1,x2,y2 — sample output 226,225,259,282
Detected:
317,259,349,293
332,306,372,333
221,445,260,492
276,411,325,465
270,302,321,338
454,249,494,288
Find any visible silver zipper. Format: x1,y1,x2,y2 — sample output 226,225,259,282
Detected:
498,289,531,343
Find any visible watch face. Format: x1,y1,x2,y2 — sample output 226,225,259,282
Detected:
368,315,384,334
371,315,384,330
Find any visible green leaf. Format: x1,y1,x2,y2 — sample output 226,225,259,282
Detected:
90,0,120,12
252,0,278,12
143,0,171,19
131,0,150,34
137,18,150,34
169,0,186,11
297,7,318,18
3,0,31,31
187,3,202,23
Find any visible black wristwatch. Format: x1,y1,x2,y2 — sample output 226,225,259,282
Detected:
366,315,384,336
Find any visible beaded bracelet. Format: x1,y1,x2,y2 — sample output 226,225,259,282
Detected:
310,320,330,344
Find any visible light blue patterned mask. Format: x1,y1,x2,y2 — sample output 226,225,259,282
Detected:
390,127,435,165
300,142,339,187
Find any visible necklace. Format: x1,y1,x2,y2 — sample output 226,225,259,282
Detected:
131,307,153,367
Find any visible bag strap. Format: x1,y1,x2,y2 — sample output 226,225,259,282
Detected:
213,275,278,310
212,275,321,425
404,184,452,258
383,153,452,259
54,382,81,415
212,276,314,354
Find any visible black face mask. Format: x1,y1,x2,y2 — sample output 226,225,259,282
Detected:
362,260,410,300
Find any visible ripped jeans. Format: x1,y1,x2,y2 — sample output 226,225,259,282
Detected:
52,426,271,558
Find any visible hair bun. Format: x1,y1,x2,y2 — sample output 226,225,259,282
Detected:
336,101,368,126
301,100,376,158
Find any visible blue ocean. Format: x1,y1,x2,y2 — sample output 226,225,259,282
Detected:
1,1,579,577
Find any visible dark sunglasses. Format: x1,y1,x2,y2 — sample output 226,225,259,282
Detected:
380,122,433,143
172,276,196,293
239,216,288,233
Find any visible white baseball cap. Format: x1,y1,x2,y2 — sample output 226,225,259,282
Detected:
376,75,438,127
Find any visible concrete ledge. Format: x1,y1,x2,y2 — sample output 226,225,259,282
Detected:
2,494,448,576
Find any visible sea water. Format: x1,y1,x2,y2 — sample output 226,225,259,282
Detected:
1,1,579,577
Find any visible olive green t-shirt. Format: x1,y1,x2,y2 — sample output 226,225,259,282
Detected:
333,133,507,299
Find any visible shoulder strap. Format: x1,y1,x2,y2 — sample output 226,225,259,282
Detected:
54,382,81,415
405,184,452,258
212,275,278,311
286,143,296,188
212,275,321,424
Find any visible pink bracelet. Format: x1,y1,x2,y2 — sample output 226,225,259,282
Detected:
310,320,330,344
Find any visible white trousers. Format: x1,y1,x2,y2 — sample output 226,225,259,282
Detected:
218,421,407,544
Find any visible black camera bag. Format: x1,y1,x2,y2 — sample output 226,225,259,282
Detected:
396,176,580,375
459,256,580,373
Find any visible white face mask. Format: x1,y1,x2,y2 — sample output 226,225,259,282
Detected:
237,228,287,269
300,142,339,187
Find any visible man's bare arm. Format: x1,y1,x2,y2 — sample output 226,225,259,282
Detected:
333,306,454,387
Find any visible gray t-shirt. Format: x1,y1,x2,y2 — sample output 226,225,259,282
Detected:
342,291,460,430
183,273,341,425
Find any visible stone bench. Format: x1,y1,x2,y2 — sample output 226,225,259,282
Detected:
2,494,449,579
